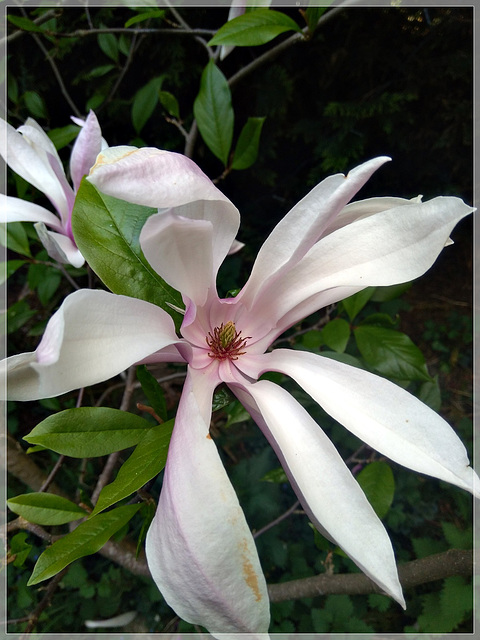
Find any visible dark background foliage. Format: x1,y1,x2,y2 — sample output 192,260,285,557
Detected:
5,4,474,635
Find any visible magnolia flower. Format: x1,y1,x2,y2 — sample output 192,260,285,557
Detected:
3,149,478,636
0,111,105,267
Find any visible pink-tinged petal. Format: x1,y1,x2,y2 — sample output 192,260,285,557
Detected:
252,349,479,497
239,157,391,310
88,145,235,209
228,238,245,255
146,368,270,636
69,111,104,193
0,194,63,231
323,195,422,235
33,223,84,268
232,379,405,607
253,195,474,334
2,289,179,401
140,211,214,306
0,119,70,219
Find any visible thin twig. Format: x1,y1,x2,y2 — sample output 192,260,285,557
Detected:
90,366,137,505
21,9,82,117
19,567,70,638
253,500,300,539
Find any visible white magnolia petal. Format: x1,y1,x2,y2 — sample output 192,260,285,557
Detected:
0,194,62,231
69,110,104,193
2,290,179,401
323,196,420,235
21,118,62,163
0,119,69,218
88,145,235,209
239,157,391,309
146,368,270,637
254,195,474,331
234,379,405,606
140,211,213,306
254,349,479,497
34,223,84,267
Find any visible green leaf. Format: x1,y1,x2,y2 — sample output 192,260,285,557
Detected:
231,117,266,170
28,504,141,585
82,64,116,80
7,493,87,525
370,282,412,302
158,90,180,119
261,467,288,484
5,299,36,333
304,6,328,34
417,375,442,411
91,419,174,516
7,14,46,33
0,221,32,257
356,461,395,519
354,325,432,382
24,407,154,457
360,312,398,328
10,532,32,568
193,60,234,166
321,318,351,353
27,263,61,306
212,387,234,412
23,90,48,120
97,32,119,62
47,124,81,150
208,9,302,47
124,9,165,28
131,75,165,133
71,179,183,325
0,259,26,284
340,287,376,321
136,365,168,422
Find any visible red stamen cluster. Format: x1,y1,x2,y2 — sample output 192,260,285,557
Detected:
206,321,250,361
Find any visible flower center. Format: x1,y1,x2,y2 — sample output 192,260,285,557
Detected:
206,321,250,361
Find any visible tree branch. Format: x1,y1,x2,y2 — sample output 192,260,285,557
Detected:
267,548,474,603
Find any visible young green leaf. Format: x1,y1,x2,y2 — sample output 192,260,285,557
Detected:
7,15,47,33
136,365,168,422
71,179,183,325
231,117,266,170
208,9,302,47
340,287,376,321
0,259,26,285
90,419,174,516
158,90,180,119
354,325,432,382
24,407,154,457
0,221,32,257
356,462,395,519
193,60,234,166
28,504,141,585
321,318,351,353
7,493,88,525
97,32,119,63
23,91,48,120
47,124,81,150
131,76,165,133
124,9,166,28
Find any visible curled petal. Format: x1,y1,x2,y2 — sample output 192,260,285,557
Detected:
1,290,179,401
146,368,270,637
253,195,474,333
140,211,214,306
246,349,479,497
88,145,236,209
0,194,63,231
70,111,104,193
34,222,84,268
232,379,405,607
239,157,391,309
